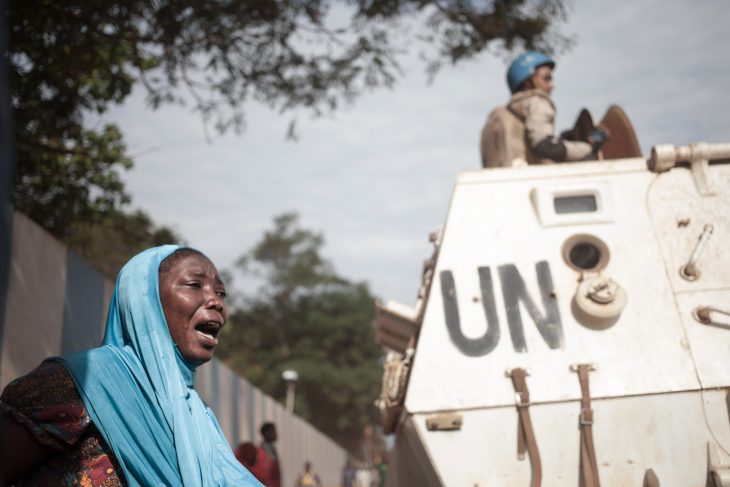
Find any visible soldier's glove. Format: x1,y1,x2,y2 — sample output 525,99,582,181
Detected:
588,128,608,154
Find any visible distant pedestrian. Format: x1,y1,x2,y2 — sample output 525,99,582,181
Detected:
354,464,376,487
343,459,357,487
260,422,282,487
374,455,387,487
295,461,322,487
235,441,271,484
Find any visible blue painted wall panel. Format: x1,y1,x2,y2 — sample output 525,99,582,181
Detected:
211,358,220,413
0,2,15,382
61,250,105,354
231,372,240,445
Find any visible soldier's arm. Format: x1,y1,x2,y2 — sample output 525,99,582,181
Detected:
524,96,592,162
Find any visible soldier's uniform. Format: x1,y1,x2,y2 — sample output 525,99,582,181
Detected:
481,89,593,168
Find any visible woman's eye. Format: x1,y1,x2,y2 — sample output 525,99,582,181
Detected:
217,290,227,298
186,281,201,288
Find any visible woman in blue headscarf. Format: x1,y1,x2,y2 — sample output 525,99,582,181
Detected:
0,245,263,486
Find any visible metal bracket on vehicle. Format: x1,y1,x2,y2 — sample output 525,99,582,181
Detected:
680,224,714,281
649,142,730,195
693,305,730,329
708,442,730,487
425,413,463,431
690,155,714,196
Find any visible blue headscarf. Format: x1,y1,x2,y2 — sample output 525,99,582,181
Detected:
55,245,262,486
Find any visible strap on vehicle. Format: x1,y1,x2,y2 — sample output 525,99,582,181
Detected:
508,367,542,487
575,364,601,487
643,468,660,487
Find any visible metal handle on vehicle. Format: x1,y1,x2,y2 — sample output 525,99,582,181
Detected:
693,306,730,325
650,142,730,195
680,224,714,281
650,142,730,171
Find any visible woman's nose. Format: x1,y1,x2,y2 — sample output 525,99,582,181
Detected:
204,292,224,311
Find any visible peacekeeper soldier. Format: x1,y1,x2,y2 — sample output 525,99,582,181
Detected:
480,51,607,168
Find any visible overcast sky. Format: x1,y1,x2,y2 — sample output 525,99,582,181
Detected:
107,0,730,306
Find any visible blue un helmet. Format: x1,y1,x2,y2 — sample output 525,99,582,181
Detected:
506,51,556,94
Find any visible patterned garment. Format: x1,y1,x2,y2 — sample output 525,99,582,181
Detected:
0,361,126,486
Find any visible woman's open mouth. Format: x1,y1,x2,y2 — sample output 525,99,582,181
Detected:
195,321,222,347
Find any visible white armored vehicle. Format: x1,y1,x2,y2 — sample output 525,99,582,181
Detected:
375,140,730,486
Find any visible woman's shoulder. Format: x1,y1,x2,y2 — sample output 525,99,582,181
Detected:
1,360,93,451
2,361,127,486
1,361,79,408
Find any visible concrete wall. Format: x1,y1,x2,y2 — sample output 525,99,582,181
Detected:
0,211,346,486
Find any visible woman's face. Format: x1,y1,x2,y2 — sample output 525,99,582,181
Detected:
159,252,228,365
